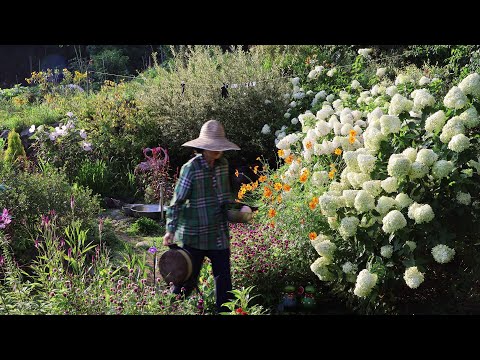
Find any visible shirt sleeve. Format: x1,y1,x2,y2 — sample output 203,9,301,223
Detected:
166,163,193,233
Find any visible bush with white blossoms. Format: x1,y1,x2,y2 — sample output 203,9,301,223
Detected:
247,54,480,314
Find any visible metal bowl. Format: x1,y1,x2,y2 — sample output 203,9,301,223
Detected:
122,203,143,217
227,209,253,223
131,204,166,220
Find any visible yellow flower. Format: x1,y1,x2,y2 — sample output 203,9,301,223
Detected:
235,169,239,177
278,149,285,157
334,148,342,155
268,208,276,218
274,182,282,191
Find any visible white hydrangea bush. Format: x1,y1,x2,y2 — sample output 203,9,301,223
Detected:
264,54,480,312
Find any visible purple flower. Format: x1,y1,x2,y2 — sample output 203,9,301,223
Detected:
148,246,157,254
34,238,40,249
0,255,4,266
0,208,12,229
68,248,72,258
41,215,50,227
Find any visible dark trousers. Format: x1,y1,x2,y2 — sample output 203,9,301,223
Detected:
173,244,232,313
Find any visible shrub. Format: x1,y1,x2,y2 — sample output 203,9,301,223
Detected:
127,217,162,236
3,129,26,164
0,165,101,263
133,45,291,168
248,51,480,314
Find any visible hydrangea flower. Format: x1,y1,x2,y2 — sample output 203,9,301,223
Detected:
354,269,378,297
404,266,424,289
382,210,407,234
431,244,455,264
380,245,393,258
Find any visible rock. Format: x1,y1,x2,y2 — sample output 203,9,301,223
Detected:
135,241,151,249
104,197,124,209
0,130,9,140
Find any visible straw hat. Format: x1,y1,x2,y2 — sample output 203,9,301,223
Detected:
182,120,240,151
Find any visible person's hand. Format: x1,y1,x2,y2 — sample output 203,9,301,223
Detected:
163,231,174,246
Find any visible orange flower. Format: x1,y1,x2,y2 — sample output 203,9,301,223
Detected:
328,170,335,179
278,149,285,157
259,175,267,183
309,196,318,210
283,184,291,192
237,191,244,200
334,148,342,155
274,182,282,191
285,155,294,164
252,181,259,190
299,169,309,183
276,195,282,203
253,165,259,174
309,232,317,240
263,186,272,198
269,221,275,228
268,208,276,218
235,169,239,177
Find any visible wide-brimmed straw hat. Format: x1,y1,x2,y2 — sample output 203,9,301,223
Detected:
182,120,240,151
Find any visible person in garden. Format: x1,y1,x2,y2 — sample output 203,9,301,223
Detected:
163,119,240,313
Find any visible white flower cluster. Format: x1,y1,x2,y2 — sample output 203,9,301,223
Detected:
431,244,456,264
425,110,446,133
459,107,480,128
342,261,357,274
354,269,378,297
443,86,468,110
380,115,402,136
387,154,412,178
448,133,470,153
311,236,337,259
354,190,375,213
405,241,417,251
362,180,382,197
261,124,271,134
411,88,435,112
381,177,398,193
380,245,393,258
395,193,413,209
376,67,387,78
376,196,397,216
409,161,429,179
382,210,407,234
358,48,373,58
339,216,360,238
388,93,413,116
416,148,438,167
456,191,472,205
458,73,480,98
407,203,435,224
431,160,454,179
310,257,335,281
404,266,424,289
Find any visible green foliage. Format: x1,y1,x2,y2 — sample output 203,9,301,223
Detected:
127,217,162,236
75,158,112,196
0,165,101,262
220,286,269,315
3,129,26,164
133,45,291,167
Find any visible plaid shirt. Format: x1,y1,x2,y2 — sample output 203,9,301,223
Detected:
166,154,232,250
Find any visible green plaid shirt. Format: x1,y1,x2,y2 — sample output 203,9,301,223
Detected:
166,154,232,250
